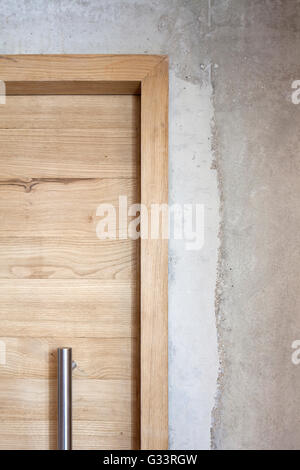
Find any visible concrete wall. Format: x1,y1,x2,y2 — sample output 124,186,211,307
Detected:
210,0,300,450
0,0,299,450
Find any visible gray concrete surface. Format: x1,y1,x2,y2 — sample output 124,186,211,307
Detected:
0,0,299,450
209,0,300,450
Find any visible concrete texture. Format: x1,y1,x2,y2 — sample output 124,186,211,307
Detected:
0,0,299,450
209,0,300,450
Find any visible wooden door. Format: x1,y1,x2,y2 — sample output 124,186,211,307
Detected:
0,93,140,449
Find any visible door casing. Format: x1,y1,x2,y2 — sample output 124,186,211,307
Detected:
0,54,168,450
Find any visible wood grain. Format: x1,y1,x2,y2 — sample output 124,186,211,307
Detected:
0,238,137,280
0,95,140,129
0,54,165,82
0,129,139,179
0,378,136,421
0,177,138,279
140,57,168,449
0,337,137,379
0,421,136,450
0,86,142,450
0,178,137,238
0,280,138,338
0,380,138,449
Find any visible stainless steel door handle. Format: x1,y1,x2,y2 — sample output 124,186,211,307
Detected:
57,347,72,450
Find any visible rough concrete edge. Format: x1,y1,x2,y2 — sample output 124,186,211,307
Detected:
209,72,226,450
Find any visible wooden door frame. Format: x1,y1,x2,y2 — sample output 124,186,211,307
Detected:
0,55,168,450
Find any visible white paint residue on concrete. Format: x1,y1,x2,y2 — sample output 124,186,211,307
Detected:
169,75,219,449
